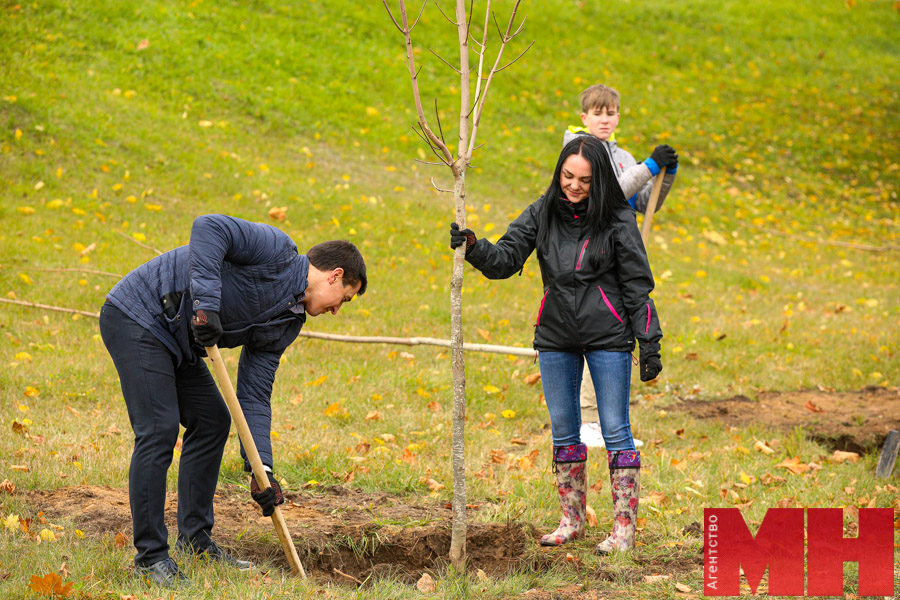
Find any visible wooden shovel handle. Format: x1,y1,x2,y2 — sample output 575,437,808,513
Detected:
640,166,667,245
206,345,307,578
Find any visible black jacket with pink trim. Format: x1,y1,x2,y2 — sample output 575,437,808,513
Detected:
465,196,662,353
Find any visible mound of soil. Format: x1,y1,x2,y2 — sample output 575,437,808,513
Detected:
24,484,530,582
675,386,899,453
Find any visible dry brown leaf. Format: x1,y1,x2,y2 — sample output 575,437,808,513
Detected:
523,372,541,385
776,456,810,475
416,573,435,593
804,400,825,413
114,531,128,548
427,400,441,412
753,440,775,454
585,505,598,527
365,410,381,421
28,572,74,598
475,568,488,581
268,206,287,221
675,582,692,593
645,490,669,505
421,478,444,492
644,574,670,583
0,479,15,494
10,465,29,472
831,450,860,463
510,437,528,445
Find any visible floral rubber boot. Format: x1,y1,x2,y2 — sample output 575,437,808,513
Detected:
596,450,640,554
540,444,587,547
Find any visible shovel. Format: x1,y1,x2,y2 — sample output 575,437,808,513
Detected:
206,344,307,577
640,166,667,246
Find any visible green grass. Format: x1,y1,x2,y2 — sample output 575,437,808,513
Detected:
1,0,899,598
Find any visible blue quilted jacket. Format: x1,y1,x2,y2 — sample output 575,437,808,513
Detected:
106,214,309,469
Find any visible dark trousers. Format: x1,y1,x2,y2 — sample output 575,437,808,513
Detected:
99,302,231,566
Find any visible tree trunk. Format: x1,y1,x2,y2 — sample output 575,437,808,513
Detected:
448,169,468,570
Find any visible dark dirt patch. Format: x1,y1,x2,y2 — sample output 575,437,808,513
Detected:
675,386,900,453
24,484,531,582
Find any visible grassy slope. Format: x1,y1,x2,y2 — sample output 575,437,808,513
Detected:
0,0,898,598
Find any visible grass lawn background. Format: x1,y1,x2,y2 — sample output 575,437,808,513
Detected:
1,0,898,597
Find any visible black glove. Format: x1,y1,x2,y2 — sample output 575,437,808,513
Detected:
449,223,476,253
250,471,284,517
191,309,223,347
639,342,663,382
649,145,678,169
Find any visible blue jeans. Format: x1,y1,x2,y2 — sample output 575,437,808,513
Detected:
539,350,634,451
100,302,232,566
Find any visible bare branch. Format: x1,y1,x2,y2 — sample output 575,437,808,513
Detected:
495,39,534,72
433,0,459,25
434,98,446,144
510,14,527,37
409,0,428,31
430,177,454,193
381,0,406,33
469,0,491,121
388,0,456,171
430,48,463,74
413,158,451,166
464,0,475,41
491,10,502,39
412,124,452,165
466,0,526,162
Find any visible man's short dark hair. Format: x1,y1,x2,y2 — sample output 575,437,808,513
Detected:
307,240,367,296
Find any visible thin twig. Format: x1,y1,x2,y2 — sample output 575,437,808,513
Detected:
430,177,454,192
413,158,451,166
434,98,446,144
433,0,458,25
466,0,525,162
332,568,364,586
495,40,534,72
115,230,163,255
0,266,122,278
0,297,101,318
381,0,405,33
430,48,463,74
409,0,428,31
412,124,451,165
391,0,456,172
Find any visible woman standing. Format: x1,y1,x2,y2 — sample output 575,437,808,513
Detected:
449,136,662,553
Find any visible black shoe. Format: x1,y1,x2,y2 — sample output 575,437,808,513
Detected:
135,558,189,588
195,541,253,571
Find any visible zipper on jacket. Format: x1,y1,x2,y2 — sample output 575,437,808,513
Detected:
575,238,589,271
535,289,549,327
598,286,624,324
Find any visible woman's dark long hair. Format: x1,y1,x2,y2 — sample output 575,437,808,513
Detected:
535,136,629,269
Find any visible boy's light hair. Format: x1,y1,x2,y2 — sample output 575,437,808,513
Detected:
580,84,620,113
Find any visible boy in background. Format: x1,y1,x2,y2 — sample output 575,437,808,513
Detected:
563,84,679,446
